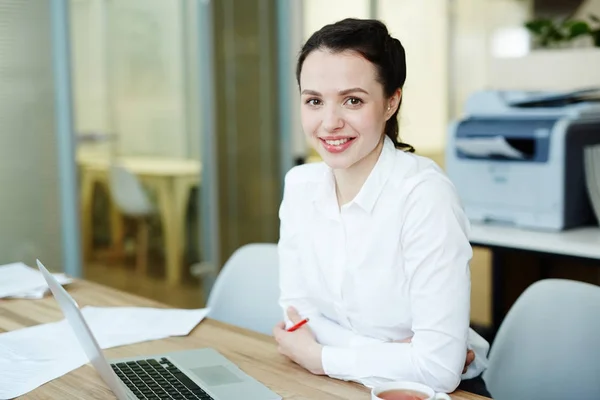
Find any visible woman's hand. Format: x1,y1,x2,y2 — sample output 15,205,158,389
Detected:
463,349,475,373
393,337,475,374
273,307,324,375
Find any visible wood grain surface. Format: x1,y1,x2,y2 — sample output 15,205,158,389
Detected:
0,279,491,400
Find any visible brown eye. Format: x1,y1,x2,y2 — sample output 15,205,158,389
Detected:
345,97,363,106
306,98,321,106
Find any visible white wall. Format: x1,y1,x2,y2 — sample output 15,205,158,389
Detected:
451,0,600,117
0,0,64,269
70,0,110,136
302,0,369,41
450,0,533,119
488,49,600,91
109,0,188,158
71,0,193,159
378,0,449,154
574,0,600,18
484,0,600,92
70,0,111,159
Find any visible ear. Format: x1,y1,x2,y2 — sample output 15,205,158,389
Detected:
385,88,402,120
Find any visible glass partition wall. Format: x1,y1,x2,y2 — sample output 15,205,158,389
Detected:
69,0,288,306
0,0,79,275
69,0,209,307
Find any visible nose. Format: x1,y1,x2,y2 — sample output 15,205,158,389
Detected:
322,105,344,133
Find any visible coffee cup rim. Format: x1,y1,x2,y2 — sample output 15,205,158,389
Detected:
372,381,435,398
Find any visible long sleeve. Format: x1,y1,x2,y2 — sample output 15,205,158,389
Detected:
278,171,384,348
320,177,473,393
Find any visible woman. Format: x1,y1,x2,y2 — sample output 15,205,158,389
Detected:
272,18,490,396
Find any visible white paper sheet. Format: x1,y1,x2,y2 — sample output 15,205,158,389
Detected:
6,273,73,299
455,136,525,159
0,263,73,299
83,306,210,341
0,320,87,400
0,306,210,399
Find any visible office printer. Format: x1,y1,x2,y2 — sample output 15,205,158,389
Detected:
446,90,600,231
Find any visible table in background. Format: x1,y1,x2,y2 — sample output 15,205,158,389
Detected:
0,279,489,400
469,222,600,337
78,156,201,286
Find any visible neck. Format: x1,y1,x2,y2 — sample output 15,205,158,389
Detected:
333,138,384,206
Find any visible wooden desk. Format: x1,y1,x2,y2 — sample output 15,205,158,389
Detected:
78,156,201,286
469,222,600,336
0,280,489,400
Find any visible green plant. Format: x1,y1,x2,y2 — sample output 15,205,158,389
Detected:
524,14,600,48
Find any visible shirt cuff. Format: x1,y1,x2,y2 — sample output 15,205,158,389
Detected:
322,346,357,378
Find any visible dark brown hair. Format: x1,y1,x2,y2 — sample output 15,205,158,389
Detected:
296,18,414,152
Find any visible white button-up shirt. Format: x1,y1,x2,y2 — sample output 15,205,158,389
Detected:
278,136,489,393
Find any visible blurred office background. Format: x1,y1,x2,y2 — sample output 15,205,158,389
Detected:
1,0,600,336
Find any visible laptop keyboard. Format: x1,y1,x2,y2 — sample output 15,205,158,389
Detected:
111,357,215,400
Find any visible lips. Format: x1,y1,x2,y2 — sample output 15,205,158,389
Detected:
319,136,356,154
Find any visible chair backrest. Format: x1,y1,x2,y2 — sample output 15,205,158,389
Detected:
206,243,281,336
483,279,600,400
108,164,154,216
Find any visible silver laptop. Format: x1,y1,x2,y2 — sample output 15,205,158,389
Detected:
37,260,281,400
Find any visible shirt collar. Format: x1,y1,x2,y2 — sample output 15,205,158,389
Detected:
352,135,396,213
313,135,396,215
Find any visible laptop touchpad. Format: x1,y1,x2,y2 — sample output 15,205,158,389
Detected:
191,366,243,386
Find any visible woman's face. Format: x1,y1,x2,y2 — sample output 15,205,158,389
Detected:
299,49,397,171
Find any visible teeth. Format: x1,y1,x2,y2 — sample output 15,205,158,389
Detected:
325,138,351,146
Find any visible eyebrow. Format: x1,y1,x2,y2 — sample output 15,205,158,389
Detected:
301,87,369,96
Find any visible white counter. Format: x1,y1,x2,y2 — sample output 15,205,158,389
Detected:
469,223,600,260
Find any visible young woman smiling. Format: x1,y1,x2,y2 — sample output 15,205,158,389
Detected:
272,18,491,397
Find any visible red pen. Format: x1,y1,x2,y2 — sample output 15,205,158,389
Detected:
287,317,309,332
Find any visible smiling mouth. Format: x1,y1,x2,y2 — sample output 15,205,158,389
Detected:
320,137,356,146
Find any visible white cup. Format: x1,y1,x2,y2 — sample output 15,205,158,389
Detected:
371,381,452,400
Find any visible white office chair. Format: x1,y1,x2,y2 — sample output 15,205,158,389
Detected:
108,164,156,274
483,279,600,400
206,243,282,336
